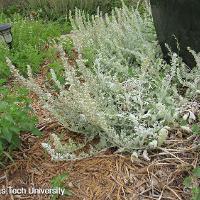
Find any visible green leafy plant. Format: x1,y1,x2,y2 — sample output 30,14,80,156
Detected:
61,37,74,60
51,172,71,200
192,124,200,135
0,14,71,81
82,47,96,68
0,83,40,164
0,43,11,79
184,167,200,200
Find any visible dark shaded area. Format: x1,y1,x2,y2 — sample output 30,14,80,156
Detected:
150,0,200,68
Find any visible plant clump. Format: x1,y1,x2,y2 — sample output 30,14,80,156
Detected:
0,83,40,164
7,5,200,159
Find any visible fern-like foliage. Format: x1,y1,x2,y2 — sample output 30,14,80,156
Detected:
7,5,200,156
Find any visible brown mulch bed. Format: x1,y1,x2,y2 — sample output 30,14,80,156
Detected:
0,123,199,200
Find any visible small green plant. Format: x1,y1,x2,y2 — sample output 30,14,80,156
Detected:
62,37,74,60
0,83,40,165
0,43,11,79
51,172,71,200
192,124,200,135
184,167,200,200
82,47,96,68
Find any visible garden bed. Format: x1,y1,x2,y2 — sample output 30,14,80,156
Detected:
0,122,199,199
0,1,200,200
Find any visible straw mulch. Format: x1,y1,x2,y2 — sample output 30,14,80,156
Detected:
0,121,199,200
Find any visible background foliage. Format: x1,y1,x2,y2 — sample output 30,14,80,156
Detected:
0,14,71,81
1,0,139,20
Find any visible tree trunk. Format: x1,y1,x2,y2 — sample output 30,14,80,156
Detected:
150,0,200,68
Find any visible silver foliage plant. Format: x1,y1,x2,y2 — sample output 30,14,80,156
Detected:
7,5,200,156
